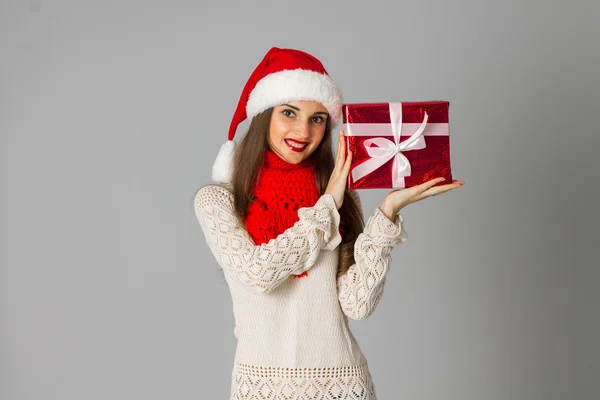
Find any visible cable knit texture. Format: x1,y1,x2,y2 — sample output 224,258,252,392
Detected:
245,150,320,278
194,177,408,400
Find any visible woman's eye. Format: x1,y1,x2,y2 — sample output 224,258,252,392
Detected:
312,116,324,123
282,109,295,117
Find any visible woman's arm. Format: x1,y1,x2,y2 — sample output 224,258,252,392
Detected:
194,185,341,294
337,190,407,320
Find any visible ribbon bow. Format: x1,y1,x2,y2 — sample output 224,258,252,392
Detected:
351,103,428,188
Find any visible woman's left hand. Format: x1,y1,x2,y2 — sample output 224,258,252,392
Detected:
379,177,465,220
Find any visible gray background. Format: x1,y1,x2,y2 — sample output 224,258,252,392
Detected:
1,0,598,399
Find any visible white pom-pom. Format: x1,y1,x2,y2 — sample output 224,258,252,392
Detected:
212,140,236,183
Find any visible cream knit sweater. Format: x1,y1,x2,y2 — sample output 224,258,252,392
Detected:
194,184,407,400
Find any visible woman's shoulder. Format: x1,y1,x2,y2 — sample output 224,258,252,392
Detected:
193,183,234,213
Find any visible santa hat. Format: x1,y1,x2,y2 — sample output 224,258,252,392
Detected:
212,47,343,183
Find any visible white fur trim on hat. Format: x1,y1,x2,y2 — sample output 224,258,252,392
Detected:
212,140,236,183
246,69,343,124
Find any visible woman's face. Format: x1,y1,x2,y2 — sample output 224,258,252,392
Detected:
267,100,329,164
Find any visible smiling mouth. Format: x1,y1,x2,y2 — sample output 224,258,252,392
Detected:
285,139,308,152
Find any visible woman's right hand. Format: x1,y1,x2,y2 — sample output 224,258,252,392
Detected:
325,130,352,209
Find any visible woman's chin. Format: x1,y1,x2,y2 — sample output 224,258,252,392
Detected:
270,144,316,164
279,149,309,163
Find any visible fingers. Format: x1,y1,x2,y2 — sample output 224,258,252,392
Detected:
335,130,343,167
334,130,347,175
325,131,353,209
412,177,445,195
416,179,464,200
342,145,352,175
386,178,463,211
337,130,346,172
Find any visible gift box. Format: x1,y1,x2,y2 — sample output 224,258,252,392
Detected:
342,101,452,190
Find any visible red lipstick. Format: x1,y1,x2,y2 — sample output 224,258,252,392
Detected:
285,139,308,153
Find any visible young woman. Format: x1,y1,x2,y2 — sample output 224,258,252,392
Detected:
194,47,464,400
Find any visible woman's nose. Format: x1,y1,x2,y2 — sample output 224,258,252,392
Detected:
294,120,312,138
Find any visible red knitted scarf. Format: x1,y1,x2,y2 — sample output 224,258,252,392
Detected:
244,150,320,278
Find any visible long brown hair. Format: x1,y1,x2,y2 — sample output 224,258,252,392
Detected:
230,107,364,278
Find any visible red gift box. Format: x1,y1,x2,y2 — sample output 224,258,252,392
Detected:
342,101,452,190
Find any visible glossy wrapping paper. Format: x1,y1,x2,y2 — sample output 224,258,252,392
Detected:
342,101,452,190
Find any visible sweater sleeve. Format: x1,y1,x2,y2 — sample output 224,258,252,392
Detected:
193,185,342,294
337,190,407,320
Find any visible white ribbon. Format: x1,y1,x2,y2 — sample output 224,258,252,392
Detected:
350,102,429,188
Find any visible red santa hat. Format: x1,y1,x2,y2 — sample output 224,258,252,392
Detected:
212,47,343,183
